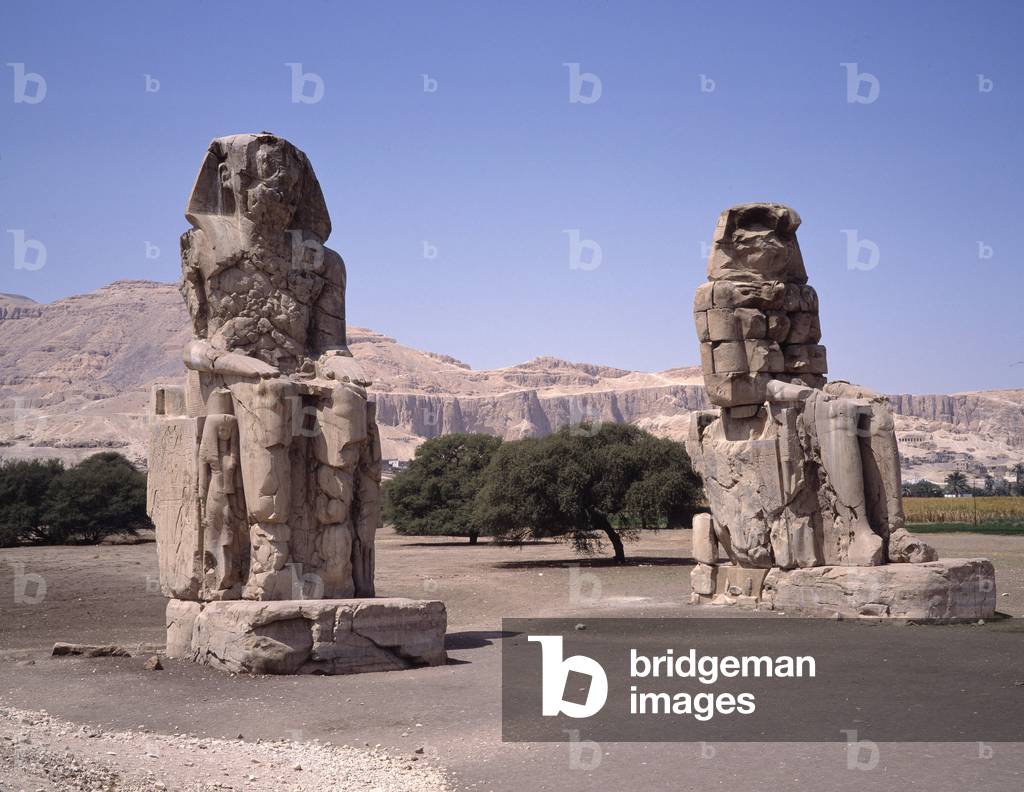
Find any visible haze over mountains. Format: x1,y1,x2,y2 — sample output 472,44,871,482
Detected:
1,281,1022,484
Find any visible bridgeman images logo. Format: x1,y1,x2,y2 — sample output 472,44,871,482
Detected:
528,635,608,718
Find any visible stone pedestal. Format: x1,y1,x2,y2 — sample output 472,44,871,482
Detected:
166,598,447,675
690,559,996,622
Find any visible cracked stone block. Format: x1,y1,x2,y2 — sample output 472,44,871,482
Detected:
699,343,715,374
712,341,748,373
798,285,819,312
691,513,718,565
703,372,769,407
765,310,790,342
712,280,786,310
166,600,201,658
707,309,741,341
690,564,770,605
694,282,714,311
147,416,202,600
744,340,784,373
735,308,767,339
690,563,717,596
786,312,822,344
761,559,996,621
694,311,710,342
177,598,447,675
783,343,828,375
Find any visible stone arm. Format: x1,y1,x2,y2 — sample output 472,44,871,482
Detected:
183,340,280,379
766,379,813,403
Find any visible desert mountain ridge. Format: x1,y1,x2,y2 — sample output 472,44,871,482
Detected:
1,280,1022,484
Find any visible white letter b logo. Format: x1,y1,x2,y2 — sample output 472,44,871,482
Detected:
529,635,607,718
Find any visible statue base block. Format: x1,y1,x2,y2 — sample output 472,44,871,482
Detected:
165,598,447,675
690,559,996,622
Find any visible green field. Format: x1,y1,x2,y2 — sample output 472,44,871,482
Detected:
903,496,1024,523
907,519,1024,536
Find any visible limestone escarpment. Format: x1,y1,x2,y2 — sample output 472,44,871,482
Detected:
0,281,1019,484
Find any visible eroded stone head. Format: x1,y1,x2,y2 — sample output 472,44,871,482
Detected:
695,203,826,408
707,203,806,284
185,132,331,242
180,133,347,374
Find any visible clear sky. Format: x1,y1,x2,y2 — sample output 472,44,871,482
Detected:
2,0,1021,394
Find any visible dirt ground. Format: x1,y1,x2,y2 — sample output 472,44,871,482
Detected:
1,527,1023,791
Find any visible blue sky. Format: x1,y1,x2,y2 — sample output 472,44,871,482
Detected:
2,0,1021,393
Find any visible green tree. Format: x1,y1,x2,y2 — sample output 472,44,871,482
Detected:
902,479,944,498
1013,463,1024,497
384,433,503,543
472,423,702,563
944,471,969,497
41,452,151,544
0,458,65,546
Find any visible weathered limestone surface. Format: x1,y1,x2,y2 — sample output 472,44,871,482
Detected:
166,599,201,658
148,134,446,673
168,598,447,675
761,559,996,621
146,133,382,603
148,409,203,599
685,203,994,619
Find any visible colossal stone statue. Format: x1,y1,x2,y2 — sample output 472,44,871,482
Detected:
686,203,996,620
148,133,445,673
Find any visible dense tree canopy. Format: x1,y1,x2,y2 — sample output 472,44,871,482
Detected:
472,423,703,563
384,433,502,543
903,479,944,498
0,458,64,546
0,452,150,546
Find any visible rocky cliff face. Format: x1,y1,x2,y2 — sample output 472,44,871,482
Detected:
0,281,1020,483
888,392,1024,439
0,293,44,321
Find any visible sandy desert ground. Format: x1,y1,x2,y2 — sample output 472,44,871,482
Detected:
1,528,1023,791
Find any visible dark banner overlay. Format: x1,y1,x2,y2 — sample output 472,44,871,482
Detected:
501,617,1024,742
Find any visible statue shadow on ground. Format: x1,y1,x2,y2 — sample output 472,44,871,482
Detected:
397,539,560,548
493,556,697,570
444,630,521,660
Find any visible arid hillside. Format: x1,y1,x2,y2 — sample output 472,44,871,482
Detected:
1,281,1021,483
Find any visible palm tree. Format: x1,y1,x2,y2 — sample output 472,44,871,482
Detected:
945,471,969,497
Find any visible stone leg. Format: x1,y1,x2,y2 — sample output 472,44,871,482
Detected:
859,399,937,562
203,492,237,595
311,382,370,597
811,395,883,566
316,522,354,597
248,522,294,599
228,378,297,600
312,461,356,597
353,404,382,597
